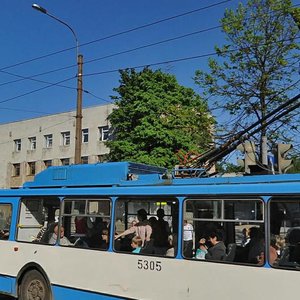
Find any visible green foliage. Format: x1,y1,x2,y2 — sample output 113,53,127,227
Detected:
287,156,300,173
107,68,215,169
195,0,300,156
290,7,300,28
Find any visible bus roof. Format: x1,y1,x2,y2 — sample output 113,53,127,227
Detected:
22,162,300,189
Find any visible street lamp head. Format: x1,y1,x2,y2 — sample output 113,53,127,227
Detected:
32,4,47,14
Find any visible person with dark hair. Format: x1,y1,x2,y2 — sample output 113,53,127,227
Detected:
200,230,226,261
247,226,264,264
152,208,170,255
115,209,152,247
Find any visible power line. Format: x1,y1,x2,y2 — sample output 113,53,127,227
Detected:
0,76,75,105
83,35,300,77
0,107,53,115
1,34,300,107
2,1,298,91
0,0,231,72
83,90,112,104
0,24,222,88
0,69,76,90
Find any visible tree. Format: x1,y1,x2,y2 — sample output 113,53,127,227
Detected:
195,0,300,163
106,68,214,169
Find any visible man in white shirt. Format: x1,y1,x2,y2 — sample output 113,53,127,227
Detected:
183,220,193,258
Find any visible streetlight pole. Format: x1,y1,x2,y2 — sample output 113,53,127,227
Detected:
32,4,83,164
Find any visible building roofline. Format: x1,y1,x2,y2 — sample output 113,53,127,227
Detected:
0,103,115,126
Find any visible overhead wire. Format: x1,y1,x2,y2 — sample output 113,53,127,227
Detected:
0,24,223,89
0,76,75,105
2,0,298,88
0,0,231,72
1,33,300,109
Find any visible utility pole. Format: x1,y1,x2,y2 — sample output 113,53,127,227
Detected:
32,4,83,164
75,54,83,164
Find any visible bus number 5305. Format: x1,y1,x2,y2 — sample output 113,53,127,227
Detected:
137,259,162,271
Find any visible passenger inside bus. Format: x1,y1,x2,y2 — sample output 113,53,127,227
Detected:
49,225,72,246
131,236,142,254
0,215,11,240
199,230,226,261
100,229,109,250
75,216,87,234
183,220,193,258
152,208,170,255
86,217,108,248
0,229,9,240
194,239,208,260
279,228,300,266
114,209,152,247
247,227,264,264
165,236,175,257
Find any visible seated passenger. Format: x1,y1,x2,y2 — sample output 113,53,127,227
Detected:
166,235,175,257
0,229,9,240
241,227,250,247
131,236,143,254
269,236,279,265
87,217,107,248
247,227,264,264
100,229,109,250
194,239,208,260
200,231,226,261
49,225,72,246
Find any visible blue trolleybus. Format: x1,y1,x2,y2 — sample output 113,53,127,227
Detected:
0,161,299,300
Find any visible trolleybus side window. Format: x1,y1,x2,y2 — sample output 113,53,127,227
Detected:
0,204,12,240
183,198,265,265
114,197,178,257
17,197,60,243
61,198,111,250
269,197,300,269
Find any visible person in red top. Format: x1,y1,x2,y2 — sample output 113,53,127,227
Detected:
75,216,87,234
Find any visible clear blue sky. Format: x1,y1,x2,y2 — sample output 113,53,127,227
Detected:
2,0,300,127
0,0,245,124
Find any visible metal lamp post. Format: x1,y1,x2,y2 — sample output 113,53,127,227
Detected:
32,4,83,164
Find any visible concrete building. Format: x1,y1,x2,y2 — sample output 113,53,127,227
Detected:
0,104,115,188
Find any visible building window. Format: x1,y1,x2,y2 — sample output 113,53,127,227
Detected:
28,137,36,150
82,128,89,143
12,163,20,177
81,156,89,164
43,160,52,168
61,131,70,146
44,134,53,148
99,126,109,141
61,158,70,166
14,139,21,152
28,162,36,176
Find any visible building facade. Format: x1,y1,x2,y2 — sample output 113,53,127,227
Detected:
0,104,115,188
